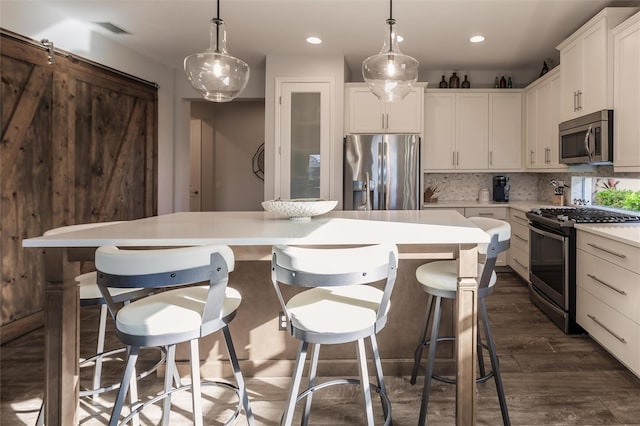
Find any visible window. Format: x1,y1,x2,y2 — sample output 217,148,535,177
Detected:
571,176,640,212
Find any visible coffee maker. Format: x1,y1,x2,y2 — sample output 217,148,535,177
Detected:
493,175,510,202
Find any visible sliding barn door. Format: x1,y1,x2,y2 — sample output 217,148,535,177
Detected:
0,32,158,340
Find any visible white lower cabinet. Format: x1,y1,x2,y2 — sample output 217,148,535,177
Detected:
507,209,530,281
464,207,508,266
576,230,640,377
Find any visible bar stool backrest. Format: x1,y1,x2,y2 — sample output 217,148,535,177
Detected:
95,245,235,336
469,217,511,290
271,244,398,333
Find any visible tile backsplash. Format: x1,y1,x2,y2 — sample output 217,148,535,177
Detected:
423,166,640,204
423,173,539,201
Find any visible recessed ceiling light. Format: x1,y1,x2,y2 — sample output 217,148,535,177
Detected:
306,36,322,45
470,35,485,43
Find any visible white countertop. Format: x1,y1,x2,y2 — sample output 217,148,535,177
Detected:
23,210,490,248
574,223,640,248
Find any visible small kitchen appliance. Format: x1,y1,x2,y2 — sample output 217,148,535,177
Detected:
492,176,510,202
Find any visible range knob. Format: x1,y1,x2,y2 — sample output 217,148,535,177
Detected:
557,215,569,222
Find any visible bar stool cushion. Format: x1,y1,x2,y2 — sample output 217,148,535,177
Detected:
415,261,496,294
471,217,511,254
116,286,242,337
287,285,385,334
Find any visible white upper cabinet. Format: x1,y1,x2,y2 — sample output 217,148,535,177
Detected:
524,67,568,170
557,7,639,121
424,90,522,172
613,11,640,171
456,92,489,169
345,84,424,134
488,92,522,170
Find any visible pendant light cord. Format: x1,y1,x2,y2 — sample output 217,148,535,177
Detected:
386,0,395,54
214,0,221,52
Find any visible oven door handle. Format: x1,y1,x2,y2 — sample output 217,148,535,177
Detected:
528,224,566,241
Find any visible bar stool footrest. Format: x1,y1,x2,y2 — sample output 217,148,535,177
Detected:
281,378,392,426
119,380,242,426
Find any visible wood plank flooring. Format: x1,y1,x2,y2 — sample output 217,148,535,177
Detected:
2,272,640,425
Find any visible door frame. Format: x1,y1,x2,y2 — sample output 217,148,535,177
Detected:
274,77,335,200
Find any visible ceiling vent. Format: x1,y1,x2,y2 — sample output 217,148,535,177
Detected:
94,22,130,34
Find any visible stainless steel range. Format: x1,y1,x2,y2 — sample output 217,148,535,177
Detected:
525,207,640,333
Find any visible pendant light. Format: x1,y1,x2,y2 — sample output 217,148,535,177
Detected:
362,0,419,102
184,0,250,102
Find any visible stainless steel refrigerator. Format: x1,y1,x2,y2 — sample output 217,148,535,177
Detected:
343,134,420,210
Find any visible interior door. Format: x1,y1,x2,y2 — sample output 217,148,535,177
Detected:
277,81,331,199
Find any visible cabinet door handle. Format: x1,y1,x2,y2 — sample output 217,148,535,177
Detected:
573,91,578,112
587,274,626,295
381,114,385,129
587,243,626,259
478,212,494,216
489,151,493,166
545,147,550,164
530,150,534,165
514,234,528,242
386,113,389,129
513,258,528,270
452,151,456,166
577,90,582,110
587,314,627,343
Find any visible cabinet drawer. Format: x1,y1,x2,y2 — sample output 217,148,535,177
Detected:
577,249,640,323
510,223,529,252
577,287,640,375
465,207,507,220
508,245,530,281
577,232,640,273
509,209,529,227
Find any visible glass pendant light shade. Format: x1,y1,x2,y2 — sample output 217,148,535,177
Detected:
184,15,250,102
362,15,419,102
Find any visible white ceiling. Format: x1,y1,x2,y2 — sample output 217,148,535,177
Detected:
3,0,640,77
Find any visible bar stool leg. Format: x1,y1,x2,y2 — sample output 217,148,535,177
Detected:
369,333,389,421
189,340,203,426
222,326,255,426
110,346,140,426
283,341,309,426
480,299,510,426
418,296,442,426
356,338,375,426
161,345,176,426
302,343,321,426
477,324,486,379
411,295,435,385
92,304,108,402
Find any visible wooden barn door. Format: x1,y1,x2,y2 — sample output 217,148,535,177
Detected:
0,32,158,342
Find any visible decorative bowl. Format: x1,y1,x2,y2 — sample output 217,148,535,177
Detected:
261,198,337,221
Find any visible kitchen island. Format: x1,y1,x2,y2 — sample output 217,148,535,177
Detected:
23,209,489,426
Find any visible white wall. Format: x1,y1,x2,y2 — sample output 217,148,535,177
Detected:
264,55,346,202
1,2,176,214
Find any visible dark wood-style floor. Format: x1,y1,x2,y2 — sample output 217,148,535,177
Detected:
2,272,640,425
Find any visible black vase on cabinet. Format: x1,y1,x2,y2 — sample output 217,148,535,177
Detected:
461,75,470,88
449,72,460,88
439,75,448,88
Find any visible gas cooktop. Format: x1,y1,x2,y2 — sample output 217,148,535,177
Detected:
528,207,640,226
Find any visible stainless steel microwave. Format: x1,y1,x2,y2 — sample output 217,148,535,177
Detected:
559,110,613,165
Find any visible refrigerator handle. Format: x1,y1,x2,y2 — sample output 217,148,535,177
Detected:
382,141,389,210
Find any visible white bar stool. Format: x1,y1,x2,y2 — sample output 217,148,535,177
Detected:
410,217,511,426
271,244,398,426
95,245,254,426
37,223,162,426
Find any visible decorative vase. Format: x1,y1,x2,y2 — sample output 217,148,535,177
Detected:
449,72,460,88
499,76,507,88
439,75,448,88
461,75,470,88
494,76,499,88
507,77,513,88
